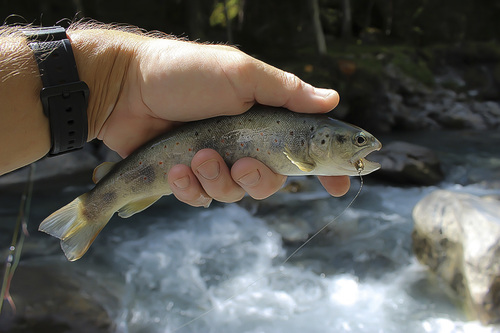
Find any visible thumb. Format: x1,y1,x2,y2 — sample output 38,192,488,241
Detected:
249,60,340,113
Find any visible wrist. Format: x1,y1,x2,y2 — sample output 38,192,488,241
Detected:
66,27,141,142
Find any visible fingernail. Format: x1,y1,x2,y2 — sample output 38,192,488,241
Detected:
237,170,261,187
314,88,337,99
197,194,212,208
173,176,190,189
196,160,220,180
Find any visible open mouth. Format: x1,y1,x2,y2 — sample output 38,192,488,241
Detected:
351,139,382,175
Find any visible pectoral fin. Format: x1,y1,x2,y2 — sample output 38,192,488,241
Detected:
283,148,315,172
118,195,163,218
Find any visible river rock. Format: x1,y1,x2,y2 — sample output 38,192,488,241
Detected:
412,190,500,324
370,141,444,185
0,264,114,332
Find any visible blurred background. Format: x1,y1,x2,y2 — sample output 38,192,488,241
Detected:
2,0,500,132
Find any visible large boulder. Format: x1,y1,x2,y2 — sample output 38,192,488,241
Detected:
412,190,500,324
370,141,445,185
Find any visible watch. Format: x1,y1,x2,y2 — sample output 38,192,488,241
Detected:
23,26,89,156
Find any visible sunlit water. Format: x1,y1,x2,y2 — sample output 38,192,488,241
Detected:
2,130,500,333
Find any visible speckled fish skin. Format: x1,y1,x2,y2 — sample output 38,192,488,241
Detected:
39,105,382,261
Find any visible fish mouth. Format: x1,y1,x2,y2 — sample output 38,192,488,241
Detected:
351,139,382,175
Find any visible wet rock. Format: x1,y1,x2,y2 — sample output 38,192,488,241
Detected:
430,102,488,129
473,101,500,128
0,264,114,333
412,190,500,324
370,141,444,185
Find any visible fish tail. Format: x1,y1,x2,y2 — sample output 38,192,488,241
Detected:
39,194,111,261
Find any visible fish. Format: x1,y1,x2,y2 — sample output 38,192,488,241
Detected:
39,105,382,261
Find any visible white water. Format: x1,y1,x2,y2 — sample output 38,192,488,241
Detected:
80,181,497,333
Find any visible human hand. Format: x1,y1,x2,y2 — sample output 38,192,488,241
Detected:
69,27,349,207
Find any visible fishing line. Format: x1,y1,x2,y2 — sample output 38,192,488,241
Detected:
171,173,364,333
282,174,363,265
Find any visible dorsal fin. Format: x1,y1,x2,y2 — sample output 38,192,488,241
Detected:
92,162,116,184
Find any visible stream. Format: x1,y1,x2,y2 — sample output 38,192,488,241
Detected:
1,130,500,333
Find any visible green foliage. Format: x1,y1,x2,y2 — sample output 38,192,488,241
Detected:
391,52,434,87
210,0,240,27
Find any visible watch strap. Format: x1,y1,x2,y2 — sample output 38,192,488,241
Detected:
24,26,89,156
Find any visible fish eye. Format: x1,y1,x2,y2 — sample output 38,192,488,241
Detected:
354,133,367,146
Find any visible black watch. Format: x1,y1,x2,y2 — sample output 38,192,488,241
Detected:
23,26,89,156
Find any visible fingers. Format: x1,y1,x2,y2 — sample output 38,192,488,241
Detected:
190,149,246,203
167,149,287,207
167,164,213,208
168,149,247,207
231,157,287,200
317,175,351,197
168,157,350,208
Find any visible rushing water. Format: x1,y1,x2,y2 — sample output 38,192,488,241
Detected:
1,130,500,333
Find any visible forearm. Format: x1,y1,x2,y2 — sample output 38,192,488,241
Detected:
0,28,48,175
0,25,137,175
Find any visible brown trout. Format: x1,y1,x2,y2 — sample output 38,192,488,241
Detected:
39,105,382,261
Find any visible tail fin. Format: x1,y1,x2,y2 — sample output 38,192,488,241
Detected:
39,194,112,261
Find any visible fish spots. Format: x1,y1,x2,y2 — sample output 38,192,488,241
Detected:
194,131,199,137
139,165,156,184
310,126,315,132
274,139,278,143
321,139,326,145
221,139,225,144
139,161,143,165
289,131,294,136
256,148,260,152
301,139,305,146
276,120,281,124
176,142,179,146
158,161,163,165
240,143,245,147
188,148,193,152
336,134,347,144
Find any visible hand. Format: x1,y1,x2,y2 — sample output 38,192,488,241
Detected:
69,29,349,206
